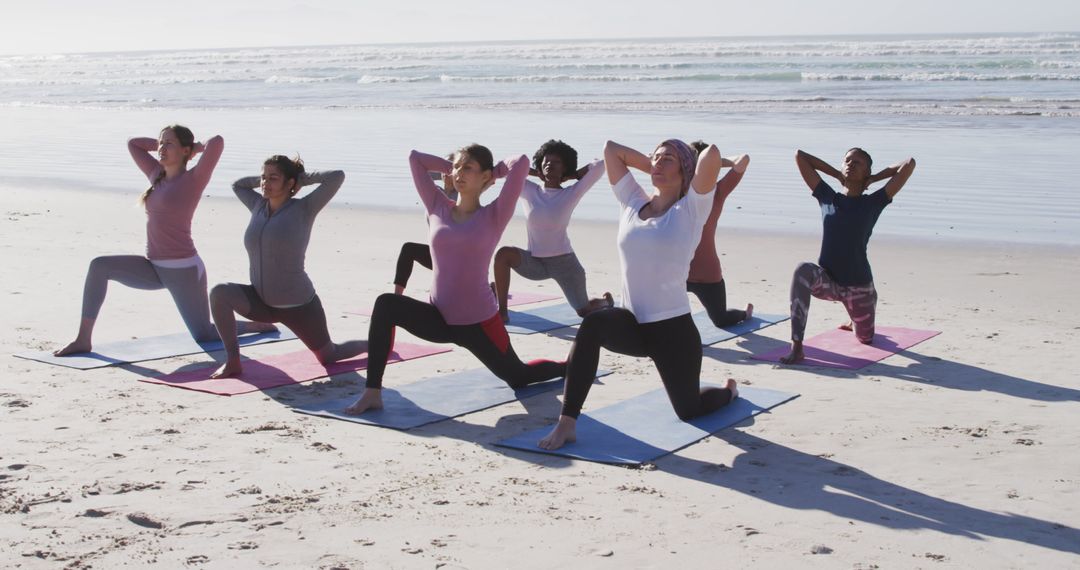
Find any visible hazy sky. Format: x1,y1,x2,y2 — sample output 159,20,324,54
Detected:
4,0,1078,55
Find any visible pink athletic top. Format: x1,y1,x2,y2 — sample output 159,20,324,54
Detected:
520,159,604,258
410,150,528,326
130,135,223,261
687,168,745,283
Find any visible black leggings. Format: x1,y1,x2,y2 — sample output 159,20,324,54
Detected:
393,242,432,289
365,293,566,389
562,309,733,420
236,285,331,351
687,279,747,328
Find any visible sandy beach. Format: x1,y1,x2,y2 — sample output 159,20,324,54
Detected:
2,181,1078,569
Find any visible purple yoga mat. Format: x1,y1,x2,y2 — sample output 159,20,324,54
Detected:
139,342,451,395
751,326,940,369
346,290,560,317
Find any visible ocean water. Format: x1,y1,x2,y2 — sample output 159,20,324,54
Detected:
1,33,1078,244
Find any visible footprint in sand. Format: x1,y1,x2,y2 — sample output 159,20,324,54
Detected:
126,512,165,529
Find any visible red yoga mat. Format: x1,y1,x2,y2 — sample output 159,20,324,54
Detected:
139,342,452,395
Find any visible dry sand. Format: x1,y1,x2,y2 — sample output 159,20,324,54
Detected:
2,183,1078,568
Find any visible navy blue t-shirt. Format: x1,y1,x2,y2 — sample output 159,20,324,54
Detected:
814,180,891,286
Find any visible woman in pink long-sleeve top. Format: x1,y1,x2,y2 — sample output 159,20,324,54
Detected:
686,141,754,328
346,144,567,416
54,125,270,356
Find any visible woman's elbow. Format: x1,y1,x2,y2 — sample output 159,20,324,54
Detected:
603,140,621,160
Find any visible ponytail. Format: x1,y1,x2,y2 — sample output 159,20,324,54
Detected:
140,169,167,206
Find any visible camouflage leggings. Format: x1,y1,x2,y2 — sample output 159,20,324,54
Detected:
788,262,877,343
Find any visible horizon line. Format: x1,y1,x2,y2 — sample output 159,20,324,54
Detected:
2,30,1077,59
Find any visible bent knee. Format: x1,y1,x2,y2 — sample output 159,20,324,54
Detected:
87,256,115,276
498,372,529,390
495,246,519,264
373,292,399,309
673,406,699,422
209,283,236,303
576,310,619,341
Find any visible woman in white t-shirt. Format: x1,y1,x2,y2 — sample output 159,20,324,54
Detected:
539,139,739,450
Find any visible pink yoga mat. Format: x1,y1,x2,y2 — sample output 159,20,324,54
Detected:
346,291,561,317
139,342,452,395
751,326,940,369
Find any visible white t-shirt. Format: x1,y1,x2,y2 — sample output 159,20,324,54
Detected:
520,160,605,258
614,172,712,323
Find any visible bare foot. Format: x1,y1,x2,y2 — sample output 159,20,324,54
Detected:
778,341,804,364
53,339,91,357
319,340,369,365
744,303,754,321
538,416,577,450
344,388,383,415
210,357,243,379
394,285,404,295
237,320,277,335
726,378,739,400
838,321,853,331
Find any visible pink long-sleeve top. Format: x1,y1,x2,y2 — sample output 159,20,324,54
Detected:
688,168,745,283
130,135,223,260
411,150,528,326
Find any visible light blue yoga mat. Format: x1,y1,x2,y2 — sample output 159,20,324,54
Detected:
293,368,612,430
504,303,582,335
13,328,298,370
495,385,799,466
693,312,789,346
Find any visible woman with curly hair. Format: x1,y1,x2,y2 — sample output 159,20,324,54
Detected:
492,139,612,323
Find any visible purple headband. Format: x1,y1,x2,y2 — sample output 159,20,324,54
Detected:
657,139,696,195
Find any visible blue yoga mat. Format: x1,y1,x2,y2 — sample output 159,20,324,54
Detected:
693,312,789,346
504,303,582,335
293,368,612,430
495,385,799,466
14,328,298,370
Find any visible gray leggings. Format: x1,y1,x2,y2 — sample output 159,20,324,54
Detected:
512,251,589,310
80,255,218,342
789,262,878,343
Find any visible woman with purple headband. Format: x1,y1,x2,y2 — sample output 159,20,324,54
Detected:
539,139,739,451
